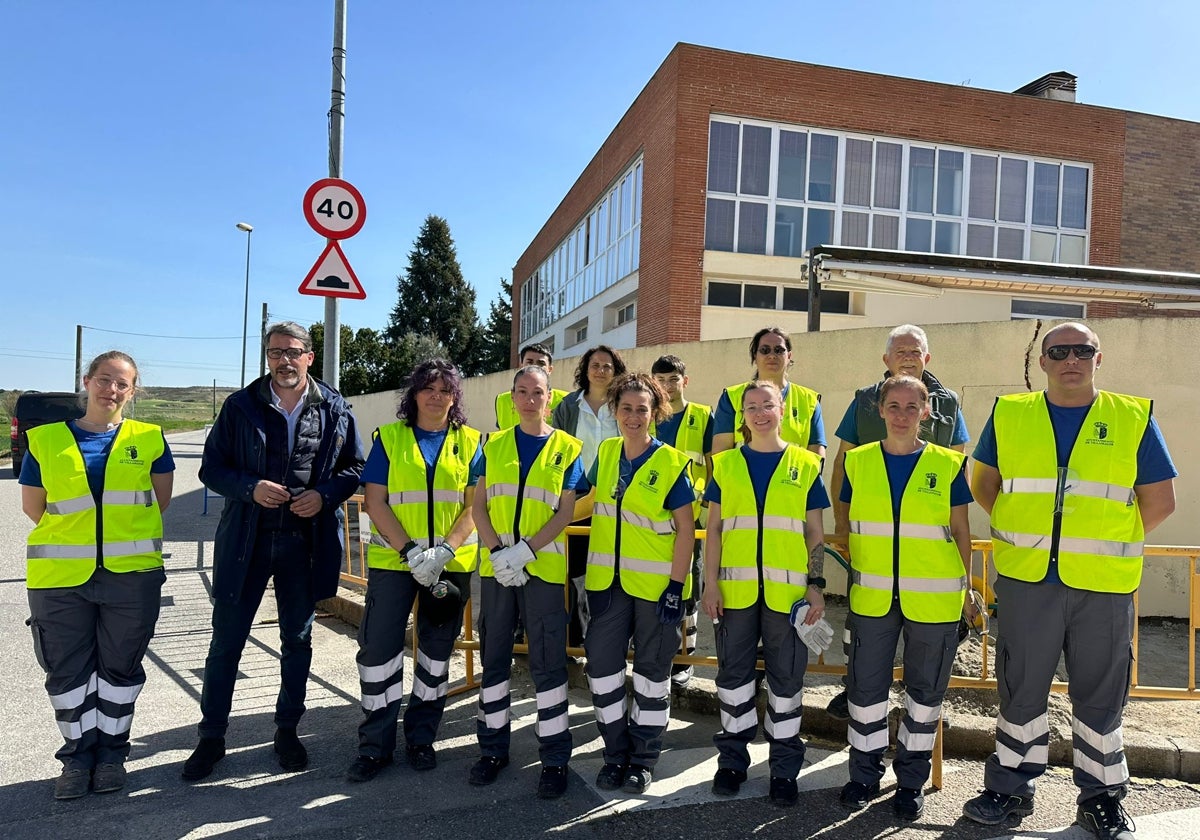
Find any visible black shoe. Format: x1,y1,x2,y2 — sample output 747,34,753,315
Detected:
92,762,126,794
826,690,851,721
406,744,437,772
596,763,626,791
894,786,925,821
469,755,509,786
962,789,1035,825
537,766,569,799
1076,790,1136,839
712,768,747,797
345,754,392,783
839,779,881,810
769,776,798,807
53,767,91,800
622,766,652,794
274,727,308,772
181,737,226,782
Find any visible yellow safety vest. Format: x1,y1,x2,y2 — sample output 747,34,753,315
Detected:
585,438,692,600
652,402,711,518
494,389,568,429
712,444,821,612
991,391,1149,594
480,427,582,584
366,422,480,573
26,420,165,589
845,442,967,622
725,381,819,449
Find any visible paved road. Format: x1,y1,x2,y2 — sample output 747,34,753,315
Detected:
2,430,1198,839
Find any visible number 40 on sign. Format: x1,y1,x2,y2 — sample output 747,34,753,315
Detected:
303,178,366,240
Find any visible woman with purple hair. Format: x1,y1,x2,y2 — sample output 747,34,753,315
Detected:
345,358,484,782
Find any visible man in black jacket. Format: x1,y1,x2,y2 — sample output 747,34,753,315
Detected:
182,322,364,781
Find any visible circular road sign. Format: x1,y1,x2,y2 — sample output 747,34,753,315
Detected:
303,178,367,239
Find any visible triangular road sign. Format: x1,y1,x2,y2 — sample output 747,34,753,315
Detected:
298,240,366,299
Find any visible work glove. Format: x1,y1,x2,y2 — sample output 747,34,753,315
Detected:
402,541,425,566
410,543,455,588
789,599,835,655
494,564,529,588
655,580,686,625
491,539,536,575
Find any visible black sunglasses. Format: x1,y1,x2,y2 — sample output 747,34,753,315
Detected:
1044,344,1097,361
756,345,788,356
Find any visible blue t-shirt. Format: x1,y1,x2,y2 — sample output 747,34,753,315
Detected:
361,426,484,487
839,443,973,515
973,397,1177,583
477,427,590,493
655,404,714,455
585,438,695,512
834,396,970,447
713,384,827,447
704,447,832,512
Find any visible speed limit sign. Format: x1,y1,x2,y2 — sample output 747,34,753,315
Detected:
303,178,367,239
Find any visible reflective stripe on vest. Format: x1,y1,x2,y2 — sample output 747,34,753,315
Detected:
366,422,481,573
725,381,819,450
712,444,822,613
990,391,1148,593
585,438,692,600
26,420,165,589
479,427,582,583
845,441,967,622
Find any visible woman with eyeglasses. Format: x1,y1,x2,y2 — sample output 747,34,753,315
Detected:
20,351,175,800
711,327,826,458
345,359,482,783
551,344,628,644
701,379,829,806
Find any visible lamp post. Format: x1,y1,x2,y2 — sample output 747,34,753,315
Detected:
235,222,253,386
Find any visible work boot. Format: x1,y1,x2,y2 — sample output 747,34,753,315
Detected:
839,779,880,809
893,786,925,821
181,737,226,782
53,767,91,800
91,762,126,794
595,763,626,791
826,690,851,721
962,789,1035,825
1076,790,1136,840
274,727,308,772
345,754,392,783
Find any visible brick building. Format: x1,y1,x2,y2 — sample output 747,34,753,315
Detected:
511,43,1200,358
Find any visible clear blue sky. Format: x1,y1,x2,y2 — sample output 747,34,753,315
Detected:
6,1,1197,391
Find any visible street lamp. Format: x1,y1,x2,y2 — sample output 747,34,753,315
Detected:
236,222,253,386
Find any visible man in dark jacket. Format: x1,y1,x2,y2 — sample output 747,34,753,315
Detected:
182,322,364,781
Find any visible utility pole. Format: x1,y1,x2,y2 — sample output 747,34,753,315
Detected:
74,325,83,390
323,0,347,390
260,302,269,378
212,379,217,420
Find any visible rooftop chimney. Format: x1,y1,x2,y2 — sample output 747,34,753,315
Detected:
1013,71,1077,102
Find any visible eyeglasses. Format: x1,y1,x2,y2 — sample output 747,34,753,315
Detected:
744,403,779,414
589,363,615,372
266,347,308,361
92,376,132,393
756,345,788,356
1044,344,1097,361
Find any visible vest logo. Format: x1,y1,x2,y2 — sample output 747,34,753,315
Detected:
551,452,564,467
687,414,696,427
917,472,943,496
781,464,808,490
119,444,145,466
1086,421,1114,447
638,469,662,493
789,466,799,481
791,406,799,420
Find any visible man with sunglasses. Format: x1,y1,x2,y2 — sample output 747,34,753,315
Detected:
963,322,1176,840
182,322,364,781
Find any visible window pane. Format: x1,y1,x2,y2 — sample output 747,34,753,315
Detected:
969,154,997,220
740,125,772,196
782,286,809,311
808,134,838,202
1032,162,1060,226
1062,166,1088,229
737,201,768,254
908,147,935,213
708,122,739,193
778,130,807,200
998,158,1027,223
805,208,834,250
822,290,851,314
1059,234,1086,264
936,150,964,216
1012,299,1085,318
934,220,961,254
744,284,777,309
906,218,932,252
874,142,902,209
705,198,735,251
872,215,899,249
841,211,869,246
708,281,741,307
1030,230,1056,261
997,227,1024,259
845,139,872,207
774,205,805,257
966,224,994,257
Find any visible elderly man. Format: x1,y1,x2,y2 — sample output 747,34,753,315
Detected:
182,322,365,781
826,324,969,720
962,322,1176,840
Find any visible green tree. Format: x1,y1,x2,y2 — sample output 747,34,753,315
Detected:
310,323,450,397
475,277,513,374
386,215,483,373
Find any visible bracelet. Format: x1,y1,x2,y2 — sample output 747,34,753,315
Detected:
807,576,827,590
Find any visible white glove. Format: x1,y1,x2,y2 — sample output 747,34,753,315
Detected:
410,544,455,588
403,542,425,565
492,539,536,574
494,565,529,588
789,600,835,655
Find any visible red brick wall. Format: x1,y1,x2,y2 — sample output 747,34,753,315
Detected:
1119,113,1200,274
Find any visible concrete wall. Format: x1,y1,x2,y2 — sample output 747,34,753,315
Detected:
350,317,1198,617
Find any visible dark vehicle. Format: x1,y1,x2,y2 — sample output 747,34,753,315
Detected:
10,392,84,478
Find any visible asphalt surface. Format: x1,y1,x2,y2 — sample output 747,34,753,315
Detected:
2,429,1199,839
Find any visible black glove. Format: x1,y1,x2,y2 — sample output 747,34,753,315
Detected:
656,580,686,625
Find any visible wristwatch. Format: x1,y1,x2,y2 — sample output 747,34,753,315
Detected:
807,576,827,590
